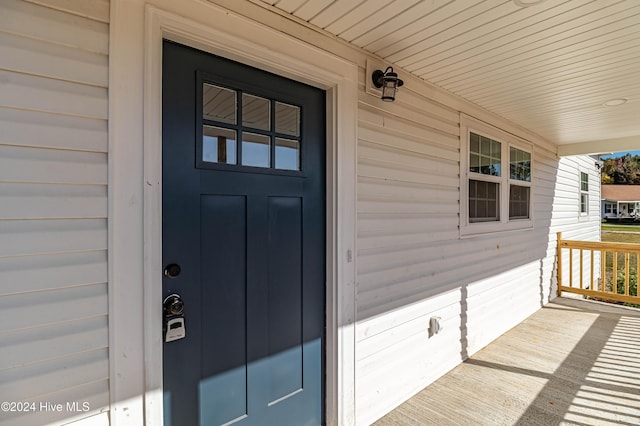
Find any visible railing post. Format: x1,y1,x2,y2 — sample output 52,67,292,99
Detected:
557,232,562,297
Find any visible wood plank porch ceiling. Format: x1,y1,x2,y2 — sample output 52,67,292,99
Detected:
257,0,640,153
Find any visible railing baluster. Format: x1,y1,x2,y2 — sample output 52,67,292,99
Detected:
569,248,574,289
625,252,630,296
580,249,584,289
590,250,594,291
557,232,562,297
613,252,618,294
579,249,584,289
601,250,606,294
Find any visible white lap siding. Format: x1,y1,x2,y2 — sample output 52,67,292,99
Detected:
0,1,110,425
355,67,600,424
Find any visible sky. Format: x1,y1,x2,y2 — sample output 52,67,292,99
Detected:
600,150,640,159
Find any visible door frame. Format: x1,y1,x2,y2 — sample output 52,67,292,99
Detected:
127,4,358,425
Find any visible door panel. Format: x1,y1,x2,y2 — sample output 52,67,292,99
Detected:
200,195,248,425
162,40,325,426
267,196,303,402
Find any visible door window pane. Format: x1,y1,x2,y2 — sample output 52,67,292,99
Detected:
509,185,530,219
242,132,270,168
275,138,300,170
203,84,236,124
242,94,270,131
469,180,500,223
203,126,237,164
275,102,300,136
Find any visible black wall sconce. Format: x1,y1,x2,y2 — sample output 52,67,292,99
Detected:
372,66,404,102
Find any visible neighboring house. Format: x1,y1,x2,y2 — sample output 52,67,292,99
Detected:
0,1,636,426
601,185,640,221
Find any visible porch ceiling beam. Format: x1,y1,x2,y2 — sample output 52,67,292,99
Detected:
557,135,640,157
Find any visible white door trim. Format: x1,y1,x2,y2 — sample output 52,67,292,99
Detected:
111,3,359,425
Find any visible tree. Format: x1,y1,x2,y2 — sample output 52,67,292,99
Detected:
601,154,640,184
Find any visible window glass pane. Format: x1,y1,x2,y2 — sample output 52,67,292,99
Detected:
510,146,531,182
470,133,479,154
480,136,491,155
469,180,500,223
242,132,270,168
275,102,300,136
275,138,300,170
470,132,501,176
509,185,530,219
581,172,589,191
242,94,270,131
580,193,588,214
469,154,480,173
203,126,237,164
203,84,236,124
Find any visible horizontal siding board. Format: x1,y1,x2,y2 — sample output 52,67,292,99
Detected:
0,283,108,333
0,0,109,54
359,141,458,178
358,161,459,189
358,223,459,250
0,219,107,257
359,90,459,136
0,251,107,296
358,125,458,162
358,200,458,216
0,316,108,371
0,32,108,87
358,215,458,236
2,382,110,426
24,0,110,23
0,107,107,152
0,145,107,185
356,290,460,341
0,70,108,119
358,105,460,149
358,178,458,205
0,1,111,425
0,348,108,401
0,183,107,219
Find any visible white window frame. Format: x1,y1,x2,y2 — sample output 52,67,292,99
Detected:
460,114,533,236
604,202,618,216
579,171,589,216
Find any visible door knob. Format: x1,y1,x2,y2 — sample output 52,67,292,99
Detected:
163,294,186,342
164,294,185,316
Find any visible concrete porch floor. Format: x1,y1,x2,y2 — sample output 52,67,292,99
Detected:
375,297,640,426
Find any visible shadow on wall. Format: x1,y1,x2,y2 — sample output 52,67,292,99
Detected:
357,153,561,371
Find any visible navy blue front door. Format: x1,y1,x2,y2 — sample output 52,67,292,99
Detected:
162,41,325,426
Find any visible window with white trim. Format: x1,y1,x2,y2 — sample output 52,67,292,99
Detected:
580,172,589,215
460,115,533,236
604,202,617,216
